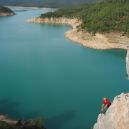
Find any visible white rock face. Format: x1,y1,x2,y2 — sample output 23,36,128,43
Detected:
93,93,129,129
126,50,129,79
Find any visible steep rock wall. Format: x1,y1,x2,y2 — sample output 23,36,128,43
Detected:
93,93,129,129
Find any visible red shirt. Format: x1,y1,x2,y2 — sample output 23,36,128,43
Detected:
103,98,111,108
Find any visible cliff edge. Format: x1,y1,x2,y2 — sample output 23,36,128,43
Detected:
93,93,129,129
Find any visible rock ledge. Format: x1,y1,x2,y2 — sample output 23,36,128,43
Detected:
93,93,129,129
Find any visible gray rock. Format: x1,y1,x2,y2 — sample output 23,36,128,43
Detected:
93,93,129,129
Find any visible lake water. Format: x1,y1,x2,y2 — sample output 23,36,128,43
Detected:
0,7,129,129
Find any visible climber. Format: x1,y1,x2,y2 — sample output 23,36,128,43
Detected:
101,97,111,113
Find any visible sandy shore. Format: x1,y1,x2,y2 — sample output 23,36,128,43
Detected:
27,17,129,50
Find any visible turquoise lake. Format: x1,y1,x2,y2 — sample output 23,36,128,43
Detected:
0,7,129,129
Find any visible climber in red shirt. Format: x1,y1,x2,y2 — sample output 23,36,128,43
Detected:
101,97,111,113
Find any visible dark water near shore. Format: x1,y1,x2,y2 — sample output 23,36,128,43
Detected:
0,7,129,129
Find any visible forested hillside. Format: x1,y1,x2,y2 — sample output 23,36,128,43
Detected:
41,0,129,36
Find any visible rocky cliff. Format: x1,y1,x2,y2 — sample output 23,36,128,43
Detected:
93,93,129,129
0,6,15,16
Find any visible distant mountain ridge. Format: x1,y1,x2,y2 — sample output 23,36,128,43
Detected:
0,0,95,7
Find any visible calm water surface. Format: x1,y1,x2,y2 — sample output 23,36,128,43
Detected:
0,7,129,129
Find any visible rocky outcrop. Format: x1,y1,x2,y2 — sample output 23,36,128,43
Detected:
0,6,15,16
93,93,129,129
0,115,45,129
0,115,17,124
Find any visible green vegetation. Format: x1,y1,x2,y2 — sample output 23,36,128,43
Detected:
41,0,129,36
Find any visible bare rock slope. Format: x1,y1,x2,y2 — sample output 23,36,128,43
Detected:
93,93,129,129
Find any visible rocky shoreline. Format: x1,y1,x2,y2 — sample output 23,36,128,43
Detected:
0,115,45,129
27,17,129,50
93,93,129,129
0,115,17,124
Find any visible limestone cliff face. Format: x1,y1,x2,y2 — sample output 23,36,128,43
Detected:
93,93,129,129
126,49,129,79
